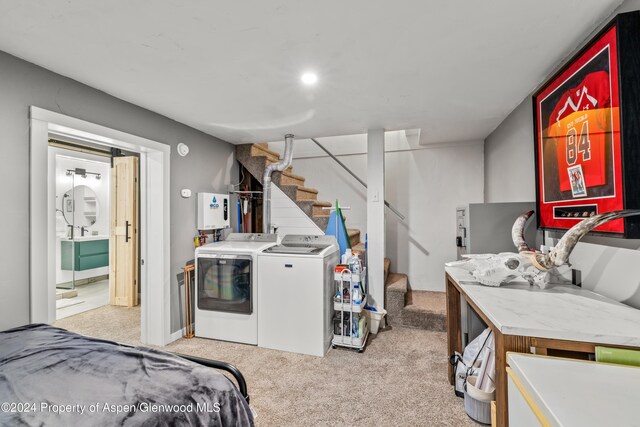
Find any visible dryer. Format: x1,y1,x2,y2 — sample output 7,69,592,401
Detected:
195,233,278,344
257,235,339,356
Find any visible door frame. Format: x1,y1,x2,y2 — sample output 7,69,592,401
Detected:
30,106,171,346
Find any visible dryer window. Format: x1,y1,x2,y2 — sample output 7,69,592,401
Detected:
197,256,252,314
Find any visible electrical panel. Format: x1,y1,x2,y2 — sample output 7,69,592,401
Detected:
197,193,230,231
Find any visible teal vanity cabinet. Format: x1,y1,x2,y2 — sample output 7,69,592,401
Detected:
61,239,109,271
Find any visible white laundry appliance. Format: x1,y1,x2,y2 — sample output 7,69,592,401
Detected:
195,233,278,344
257,235,339,357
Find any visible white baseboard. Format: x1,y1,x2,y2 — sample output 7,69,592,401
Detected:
167,327,187,344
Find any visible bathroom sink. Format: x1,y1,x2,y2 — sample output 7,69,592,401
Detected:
62,235,109,242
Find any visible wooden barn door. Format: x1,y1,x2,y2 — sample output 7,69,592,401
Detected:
109,156,139,307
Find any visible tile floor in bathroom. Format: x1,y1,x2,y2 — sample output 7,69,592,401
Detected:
56,279,109,320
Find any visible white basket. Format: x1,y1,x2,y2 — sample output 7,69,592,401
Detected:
334,295,367,313
463,376,494,425
332,332,367,347
334,271,364,282
363,307,387,334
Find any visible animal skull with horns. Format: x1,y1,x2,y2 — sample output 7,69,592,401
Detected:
447,209,640,289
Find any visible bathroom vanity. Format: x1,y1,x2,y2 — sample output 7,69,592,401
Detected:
61,236,109,271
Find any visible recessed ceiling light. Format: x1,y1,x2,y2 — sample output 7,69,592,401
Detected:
301,72,318,85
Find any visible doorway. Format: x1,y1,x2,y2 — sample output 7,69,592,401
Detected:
51,141,142,320
53,147,112,319
30,107,171,346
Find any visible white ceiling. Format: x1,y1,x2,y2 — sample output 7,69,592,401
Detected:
0,1,622,145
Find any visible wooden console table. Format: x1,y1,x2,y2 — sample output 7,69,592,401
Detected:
445,266,640,427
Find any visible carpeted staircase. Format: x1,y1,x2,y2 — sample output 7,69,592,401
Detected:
236,143,334,231
236,142,446,332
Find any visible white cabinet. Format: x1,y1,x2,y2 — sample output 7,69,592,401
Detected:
507,353,640,427
507,373,545,427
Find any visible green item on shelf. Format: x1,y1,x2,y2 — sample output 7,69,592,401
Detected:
595,346,640,367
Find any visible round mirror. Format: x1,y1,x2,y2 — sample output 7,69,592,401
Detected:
62,185,99,228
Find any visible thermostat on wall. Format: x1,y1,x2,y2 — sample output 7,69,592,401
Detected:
181,189,191,198
177,143,190,157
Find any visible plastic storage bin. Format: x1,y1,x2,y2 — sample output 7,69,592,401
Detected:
464,376,494,425
363,307,387,334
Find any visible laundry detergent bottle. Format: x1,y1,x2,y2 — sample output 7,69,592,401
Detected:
352,283,362,305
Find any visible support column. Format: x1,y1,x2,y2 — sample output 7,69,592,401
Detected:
366,129,385,309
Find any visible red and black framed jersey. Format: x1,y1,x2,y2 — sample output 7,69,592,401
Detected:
548,70,610,193
533,11,640,238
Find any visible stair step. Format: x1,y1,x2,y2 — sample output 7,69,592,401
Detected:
251,144,280,162
384,273,408,325
279,170,305,187
290,200,328,218
295,186,319,201
401,290,446,332
313,213,346,220
405,290,446,314
312,201,332,216
385,272,408,292
279,185,317,202
353,242,366,251
312,213,353,224
347,228,360,246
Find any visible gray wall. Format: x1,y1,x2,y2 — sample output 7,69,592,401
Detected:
0,50,237,333
288,142,485,292
484,101,535,203
484,0,640,309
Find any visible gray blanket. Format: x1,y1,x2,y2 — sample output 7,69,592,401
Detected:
0,324,254,426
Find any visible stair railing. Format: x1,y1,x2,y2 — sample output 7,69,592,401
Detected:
310,138,406,221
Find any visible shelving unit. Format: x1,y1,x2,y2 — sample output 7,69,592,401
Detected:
332,268,369,352
83,197,97,222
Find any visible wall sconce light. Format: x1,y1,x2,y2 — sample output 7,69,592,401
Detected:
66,168,99,180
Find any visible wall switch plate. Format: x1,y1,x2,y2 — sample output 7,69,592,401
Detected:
180,189,191,198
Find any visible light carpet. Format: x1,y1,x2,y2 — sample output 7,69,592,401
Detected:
55,305,478,426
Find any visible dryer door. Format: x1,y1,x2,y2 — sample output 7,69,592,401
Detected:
197,254,253,314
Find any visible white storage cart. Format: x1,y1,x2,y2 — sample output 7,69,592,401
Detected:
332,268,369,352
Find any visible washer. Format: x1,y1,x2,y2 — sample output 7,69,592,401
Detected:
257,235,339,356
195,233,278,344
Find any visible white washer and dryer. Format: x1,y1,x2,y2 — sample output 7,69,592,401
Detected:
195,233,278,344
257,235,339,357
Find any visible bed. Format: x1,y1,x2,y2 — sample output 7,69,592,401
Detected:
0,324,254,426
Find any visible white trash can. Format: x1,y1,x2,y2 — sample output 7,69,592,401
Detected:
363,307,387,334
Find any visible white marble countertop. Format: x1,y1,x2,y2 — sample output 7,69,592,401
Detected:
59,235,109,242
446,266,640,347
508,353,640,426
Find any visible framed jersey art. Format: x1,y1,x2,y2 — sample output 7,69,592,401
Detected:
533,11,640,238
